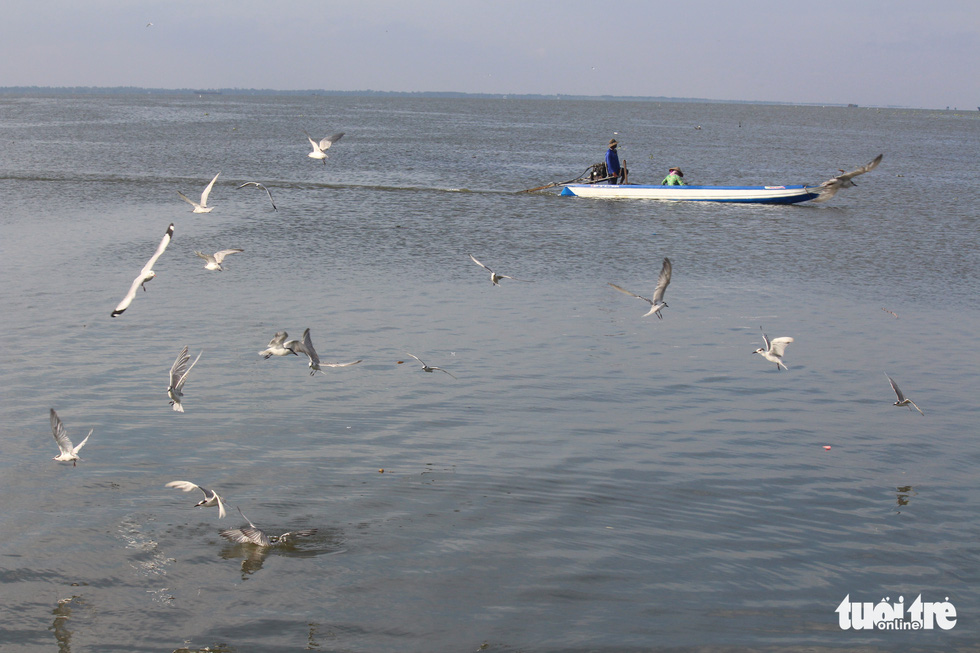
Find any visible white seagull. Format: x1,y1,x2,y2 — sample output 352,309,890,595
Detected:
608,257,672,319
49,409,92,467
813,154,883,202
291,328,361,375
165,480,227,518
469,254,531,286
220,507,317,547
753,327,794,371
111,222,174,317
236,181,277,211
168,345,203,412
259,331,299,359
303,130,344,164
195,248,244,271
406,353,457,379
177,172,220,213
885,373,924,415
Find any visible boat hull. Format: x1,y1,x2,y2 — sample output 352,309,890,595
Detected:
560,184,819,204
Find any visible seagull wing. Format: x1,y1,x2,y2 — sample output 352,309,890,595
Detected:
885,374,906,401
72,429,93,454
170,346,190,388
267,331,289,347
220,526,271,546
469,254,492,272
608,283,653,305
166,480,202,493
303,130,321,152
768,337,794,358
214,491,227,519
836,153,883,183
173,350,202,392
319,132,344,150
321,359,362,368
50,409,74,455
177,190,200,208
301,328,320,369
141,223,175,275
651,257,672,304
112,275,145,316
212,249,244,264
199,172,220,207
406,353,426,366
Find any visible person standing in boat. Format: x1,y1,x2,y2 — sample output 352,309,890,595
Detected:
662,167,686,185
605,139,625,184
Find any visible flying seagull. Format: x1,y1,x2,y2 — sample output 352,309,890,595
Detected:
168,345,203,412
165,480,227,518
220,506,317,547
290,328,361,375
49,409,92,467
177,172,220,213
195,248,244,271
303,130,344,164
469,254,531,286
813,154,883,202
259,331,299,359
752,327,794,371
236,182,277,211
406,353,456,379
111,222,174,317
884,373,924,415
608,257,672,319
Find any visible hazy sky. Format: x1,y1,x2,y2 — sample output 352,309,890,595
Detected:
2,0,977,109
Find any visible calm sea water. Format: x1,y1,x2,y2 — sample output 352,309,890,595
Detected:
1,93,979,652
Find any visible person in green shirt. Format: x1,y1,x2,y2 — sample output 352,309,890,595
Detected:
662,167,686,185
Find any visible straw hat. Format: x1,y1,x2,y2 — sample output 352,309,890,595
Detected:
609,139,618,147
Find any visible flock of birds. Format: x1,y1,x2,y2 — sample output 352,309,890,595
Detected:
48,143,916,555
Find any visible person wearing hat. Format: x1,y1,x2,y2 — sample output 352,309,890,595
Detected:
605,139,624,184
662,167,686,186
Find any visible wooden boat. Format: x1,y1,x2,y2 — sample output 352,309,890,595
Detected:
559,183,820,204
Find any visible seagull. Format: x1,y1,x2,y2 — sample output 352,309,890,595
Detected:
165,480,227,518
111,222,174,317
813,154,883,202
236,182,277,211
259,331,299,358
177,172,220,213
195,248,244,271
49,409,92,467
168,345,203,412
884,373,924,415
220,507,317,547
608,257,672,319
291,328,361,375
752,327,794,371
406,353,456,379
303,130,344,164
469,254,531,286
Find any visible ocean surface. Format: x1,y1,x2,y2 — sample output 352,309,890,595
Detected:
1,93,979,652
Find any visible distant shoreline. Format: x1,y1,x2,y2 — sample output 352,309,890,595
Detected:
0,85,892,108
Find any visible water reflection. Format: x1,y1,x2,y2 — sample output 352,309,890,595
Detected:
219,529,346,579
49,595,83,653
895,485,917,513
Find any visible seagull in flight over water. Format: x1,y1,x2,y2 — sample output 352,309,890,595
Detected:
813,154,883,202
236,182,277,211
303,131,344,164
177,172,220,213
259,331,299,359
220,506,317,547
608,257,672,319
884,373,924,415
405,353,457,379
753,327,794,371
168,345,203,412
195,248,244,271
165,480,227,518
49,409,92,466
111,222,174,317
469,254,531,286
296,328,361,375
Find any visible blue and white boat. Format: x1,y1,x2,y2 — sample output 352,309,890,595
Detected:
559,183,820,204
